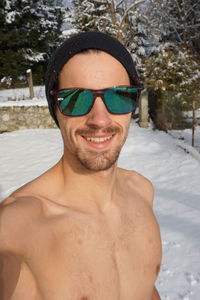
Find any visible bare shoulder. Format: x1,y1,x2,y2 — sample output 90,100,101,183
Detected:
0,193,43,254
118,168,154,206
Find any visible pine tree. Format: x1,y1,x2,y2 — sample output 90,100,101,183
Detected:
0,0,65,85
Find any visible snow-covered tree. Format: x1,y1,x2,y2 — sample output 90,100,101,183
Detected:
0,0,65,84
136,0,200,130
63,0,200,131
145,46,200,130
148,0,200,53
71,0,155,73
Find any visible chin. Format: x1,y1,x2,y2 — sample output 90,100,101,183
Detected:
75,147,121,172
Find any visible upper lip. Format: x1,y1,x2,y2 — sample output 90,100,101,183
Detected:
82,134,114,138
81,134,114,138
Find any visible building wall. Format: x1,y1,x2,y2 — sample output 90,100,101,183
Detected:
0,106,57,133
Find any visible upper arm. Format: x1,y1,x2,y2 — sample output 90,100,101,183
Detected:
0,253,22,300
0,197,22,253
0,198,23,299
0,196,41,299
0,196,37,254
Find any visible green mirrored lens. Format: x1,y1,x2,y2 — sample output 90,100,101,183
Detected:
104,87,138,114
57,89,93,116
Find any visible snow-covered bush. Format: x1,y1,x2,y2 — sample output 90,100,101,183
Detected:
145,46,200,130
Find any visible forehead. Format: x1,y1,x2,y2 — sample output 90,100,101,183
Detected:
58,51,130,89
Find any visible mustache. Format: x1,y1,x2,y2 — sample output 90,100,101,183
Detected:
76,126,120,136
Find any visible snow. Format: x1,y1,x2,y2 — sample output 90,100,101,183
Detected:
169,126,200,153
5,11,17,23
5,0,12,10
62,28,79,37
24,51,46,62
0,98,47,107
0,86,45,103
0,122,200,300
184,110,200,118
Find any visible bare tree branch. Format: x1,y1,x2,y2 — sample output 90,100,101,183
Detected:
116,0,124,9
120,0,145,27
174,0,185,22
105,0,116,24
185,0,200,19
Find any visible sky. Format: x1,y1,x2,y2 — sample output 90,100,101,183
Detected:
0,120,200,300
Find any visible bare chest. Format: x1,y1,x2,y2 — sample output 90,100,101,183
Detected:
18,205,161,300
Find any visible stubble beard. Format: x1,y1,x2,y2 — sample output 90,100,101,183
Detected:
75,146,121,171
74,126,127,171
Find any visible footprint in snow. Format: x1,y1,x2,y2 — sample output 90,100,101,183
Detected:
178,289,193,300
162,240,181,248
185,272,200,286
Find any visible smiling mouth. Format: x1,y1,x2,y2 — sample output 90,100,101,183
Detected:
82,135,114,143
85,136,113,143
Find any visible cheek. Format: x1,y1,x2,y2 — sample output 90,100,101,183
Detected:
56,113,72,144
57,115,85,147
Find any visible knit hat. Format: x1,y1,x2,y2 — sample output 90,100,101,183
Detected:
45,31,141,126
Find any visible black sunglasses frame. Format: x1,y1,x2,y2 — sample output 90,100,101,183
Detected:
50,85,143,117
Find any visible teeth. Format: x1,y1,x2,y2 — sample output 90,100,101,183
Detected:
85,136,112,143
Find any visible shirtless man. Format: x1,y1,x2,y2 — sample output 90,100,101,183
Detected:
0,31,162,300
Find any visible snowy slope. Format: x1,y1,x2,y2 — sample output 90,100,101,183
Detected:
0,122,200,300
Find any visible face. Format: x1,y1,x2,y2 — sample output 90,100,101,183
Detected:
56,51,132,172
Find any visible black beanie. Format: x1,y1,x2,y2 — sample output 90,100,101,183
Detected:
45,31,141,126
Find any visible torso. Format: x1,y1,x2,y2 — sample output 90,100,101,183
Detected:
1,169,162,300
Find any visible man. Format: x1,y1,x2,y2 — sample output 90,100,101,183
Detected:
0,31,162,299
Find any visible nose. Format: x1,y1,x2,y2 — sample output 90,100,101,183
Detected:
85,97,112,129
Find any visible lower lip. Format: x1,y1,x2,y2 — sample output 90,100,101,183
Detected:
82,136,114,150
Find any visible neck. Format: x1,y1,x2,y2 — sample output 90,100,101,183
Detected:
52,153,119,212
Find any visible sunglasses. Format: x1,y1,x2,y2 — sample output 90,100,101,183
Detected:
50,86,142,117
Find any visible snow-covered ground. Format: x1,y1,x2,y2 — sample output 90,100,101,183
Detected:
0,86,45,103
170,127,200,153
0,122,200,300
